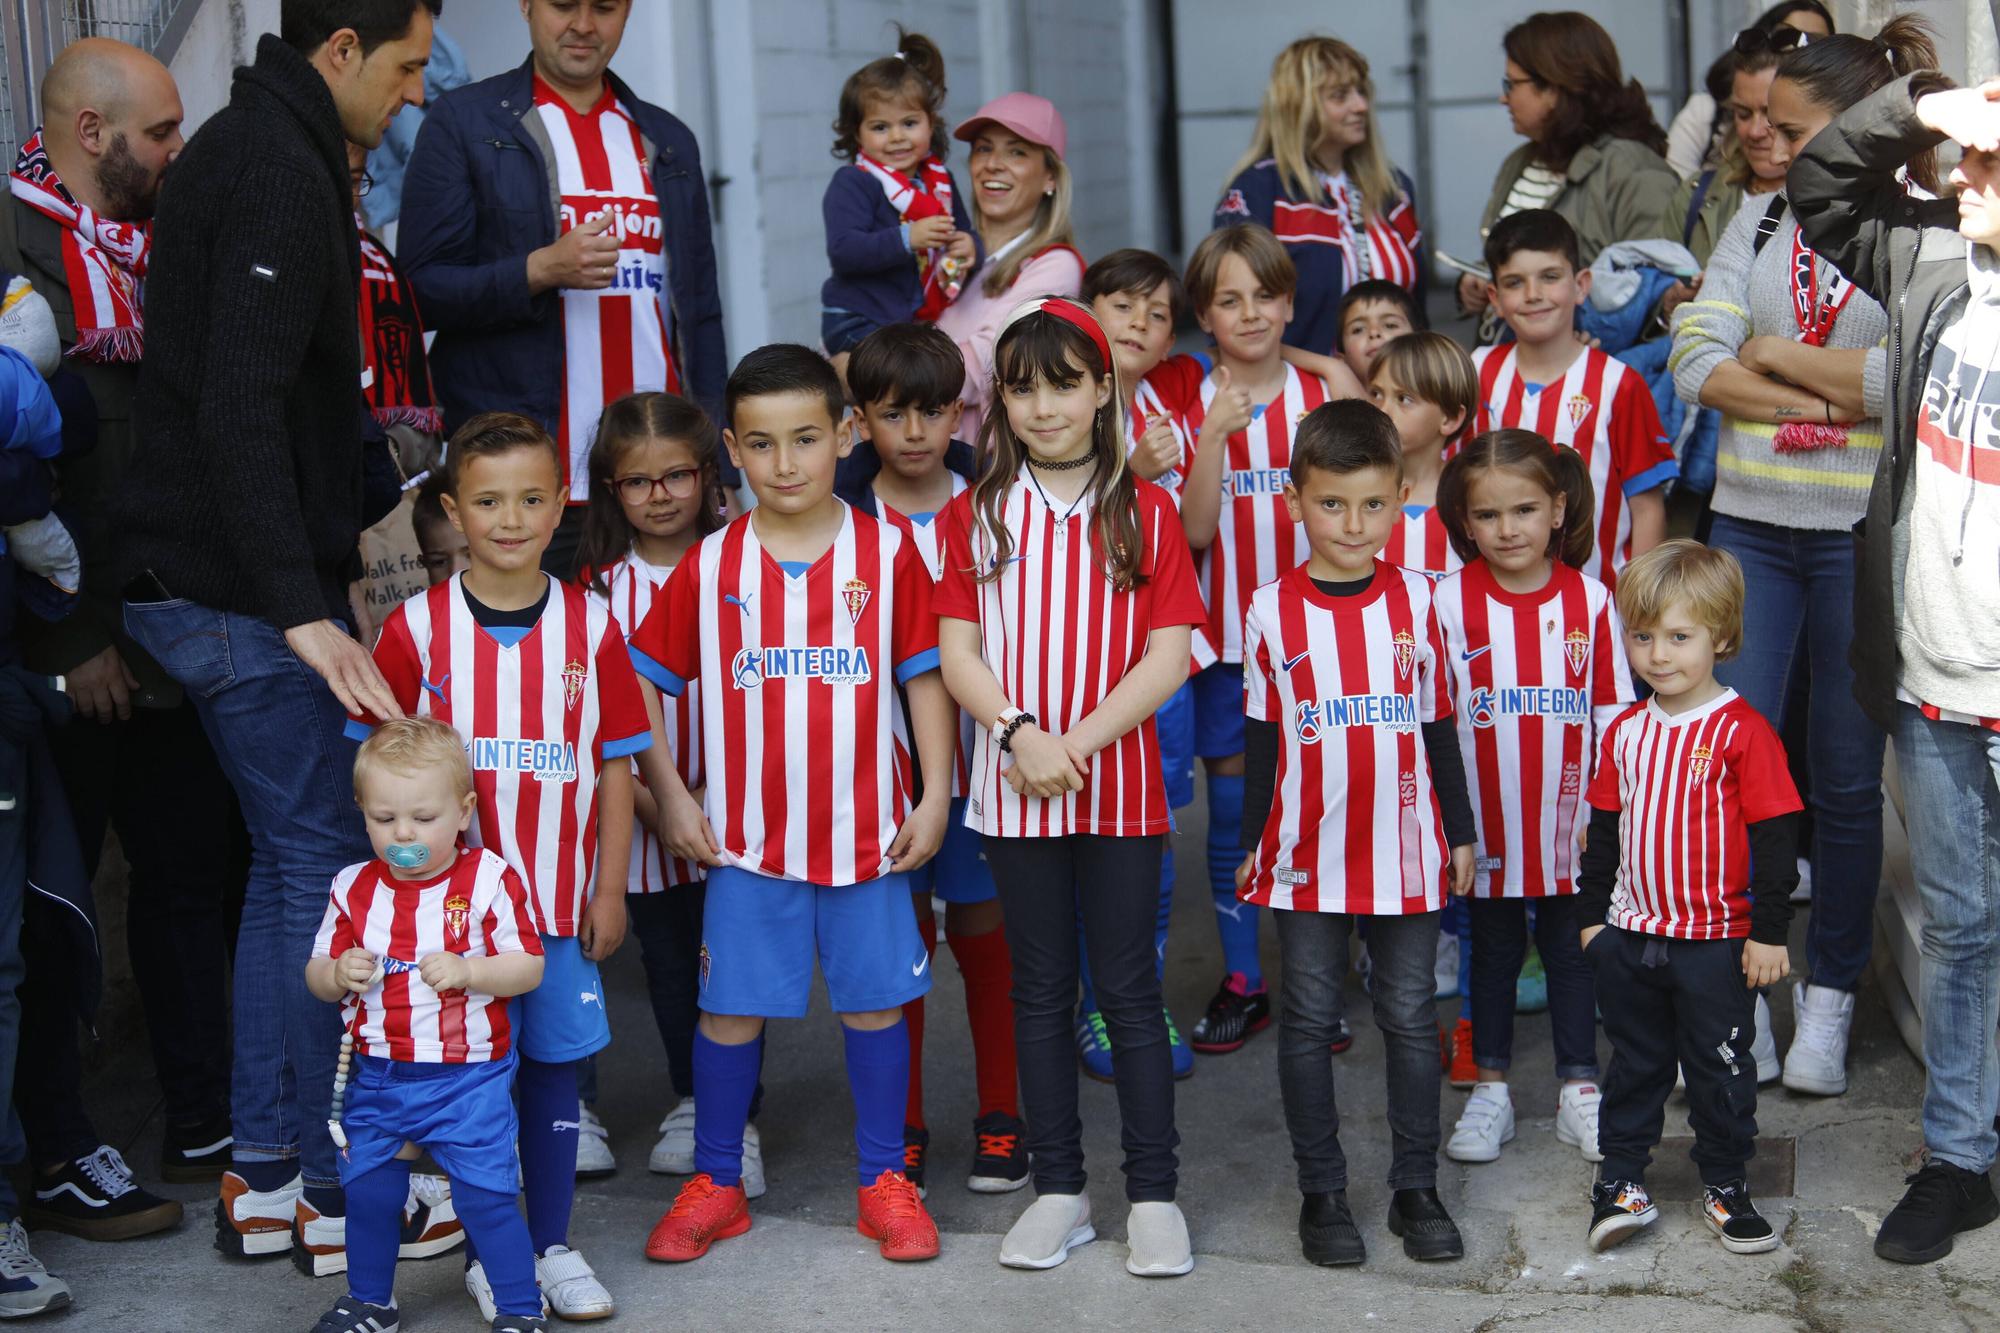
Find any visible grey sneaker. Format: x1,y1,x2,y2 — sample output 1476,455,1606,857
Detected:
998,1193,1094,1270
0,1219,69,1318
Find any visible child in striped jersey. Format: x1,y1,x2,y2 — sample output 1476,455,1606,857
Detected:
307,719,544,1333
574,393,762,1189
1432,431,1634,1168
1236,399,1477,1267
1576,540,1801,1258
832,324,1026,1198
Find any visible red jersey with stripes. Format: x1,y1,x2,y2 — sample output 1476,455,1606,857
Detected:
1470,344,1676,588
1241,561,1452,914
933,475,1207,838
313,848,543,1063
1381,504,1461,580
876,479,975,798
357,576,653,936
1127,353,1206,500
533,76,680,503
1267,167,1423,293
1586,689,1803,940
591,553,705,892
625,507,940,886
1434,561,1634,899
1175,362,1334,661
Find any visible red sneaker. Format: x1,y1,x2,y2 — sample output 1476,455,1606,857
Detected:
1448,1017,1479,1090
855,1170,939,1261
645,1174,750,1262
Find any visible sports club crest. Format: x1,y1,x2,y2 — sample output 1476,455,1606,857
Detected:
698,943,713,990
1565,394,1593,427
561,660,588,711
1393,628,1416,680
443,895,470,945
842,577,872,626
1218,187,1249,218
1690,743,1713,780
1564,627,1590,676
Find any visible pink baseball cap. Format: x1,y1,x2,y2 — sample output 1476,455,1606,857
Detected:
954,92,1067,160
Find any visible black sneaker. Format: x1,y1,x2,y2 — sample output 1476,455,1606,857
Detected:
901,1126,929,1199
1188,977,1271,1054
1298,1190,1364,1266
27,1145,184,1241
1386,1187,1463,1261
1329,1019,1353,1055
1588,1178,1658,1252
1875,1160,2000,1264
311,1294,399,1333
1701,1179,1778,1254
489,1317,548,1333
161,1114,233,1184
968,1111,1029,1194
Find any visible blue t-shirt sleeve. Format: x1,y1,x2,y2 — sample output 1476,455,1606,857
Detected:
895,645,942,684
626,641,687,697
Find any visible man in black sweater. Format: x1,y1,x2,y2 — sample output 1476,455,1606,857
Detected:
115,0,437,1273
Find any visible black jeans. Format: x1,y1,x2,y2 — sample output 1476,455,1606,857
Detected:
1467,896,1598,1078
45,699,241,1130
1589,926,1758,1186
985,834,1176,1202
1274,908,1441,1194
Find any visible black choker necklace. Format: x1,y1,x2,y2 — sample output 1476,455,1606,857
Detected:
1027,448,1097,472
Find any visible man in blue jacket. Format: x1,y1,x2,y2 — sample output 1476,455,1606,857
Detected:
399,0,726,575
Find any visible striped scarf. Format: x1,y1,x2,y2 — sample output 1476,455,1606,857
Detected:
8,130,148,363
356,216,441,433
854,153,963,321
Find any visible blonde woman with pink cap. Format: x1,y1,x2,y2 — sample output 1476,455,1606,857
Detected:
935,92,1084,439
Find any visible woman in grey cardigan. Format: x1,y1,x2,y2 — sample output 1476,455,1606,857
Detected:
1667,18,1939,1103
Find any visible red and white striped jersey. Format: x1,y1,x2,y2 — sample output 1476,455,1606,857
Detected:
1433,561,1634,900
933,475,1207,838
1175,362,1334,661
625,507,939,886
876,482,975,798
1267,168,1424,293
1586,689,1802,940
1241,562,1452,914
1381,504,1461,580
1127,353,1206,500
357,576,653,936
590,552,705,892
533,76,680,503
1470,345,1676,588
313,848,543,1064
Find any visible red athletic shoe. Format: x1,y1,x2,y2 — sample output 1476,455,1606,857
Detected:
1448,1017,1479,1089
645,1174,750,1262
855,1170,939,1261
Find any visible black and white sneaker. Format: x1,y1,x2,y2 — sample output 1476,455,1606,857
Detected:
1188,976,1271,1054
901,1126,930,1198
1701,1180,1779,1254
161,1114,234,1183
1588,1178,1658,1252
27,1144,183,1241
310,1294,399,1333
488,1316,549,1333
968,1112,1029,1194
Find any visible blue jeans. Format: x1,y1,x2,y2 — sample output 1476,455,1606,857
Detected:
1895,704,2000,1173
124,599,367,1191
1710,514,1885,991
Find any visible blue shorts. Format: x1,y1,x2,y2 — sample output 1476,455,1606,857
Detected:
908,798,996,904
1157,680,1196,810
339,1052,519,1196
700,866,931,1018
514,935,611,1064
1192,662,1247,759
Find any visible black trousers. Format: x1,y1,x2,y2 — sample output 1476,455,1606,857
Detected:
1589,926,1759,1187
985,833,1177,1202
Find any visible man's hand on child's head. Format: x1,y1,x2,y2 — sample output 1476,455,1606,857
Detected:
336,948,379,993
887,796,949,874
1449,844,1476,897
418,952,472,993
580,891,629,963
1742,940,1790,990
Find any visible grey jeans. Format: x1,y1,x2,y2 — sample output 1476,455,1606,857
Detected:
1274,908,1442,1194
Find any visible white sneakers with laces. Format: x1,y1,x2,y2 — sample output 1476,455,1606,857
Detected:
1782,981,1855,1096
0,1218,69,1318
1445,1083,1515,1163
1555,1082,1604,1162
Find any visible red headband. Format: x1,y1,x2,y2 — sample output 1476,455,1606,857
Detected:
1039,298,1113,371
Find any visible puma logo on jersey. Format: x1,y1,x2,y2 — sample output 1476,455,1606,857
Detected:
724,593,754,615
420,674,450,707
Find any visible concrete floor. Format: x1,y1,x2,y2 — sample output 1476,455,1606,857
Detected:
42,794,2000,1333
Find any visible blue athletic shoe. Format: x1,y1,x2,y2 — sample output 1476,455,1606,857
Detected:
1076,1010,1115,1083
1165,1008,1194,1080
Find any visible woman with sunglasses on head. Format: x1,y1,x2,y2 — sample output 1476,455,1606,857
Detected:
1664,2,1834,182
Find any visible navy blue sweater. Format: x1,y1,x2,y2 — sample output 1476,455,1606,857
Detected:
820,163,976,330
832,436,979,518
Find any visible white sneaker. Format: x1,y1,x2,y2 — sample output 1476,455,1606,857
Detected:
1752,994,1780,1085
1444,1083,1515,1163
575,1103,616,1177
216,1170,301,1258
1782,982,1854,1096
740,1122,766,1200
0,1218,69,1318
1555,1082,1604,1162
999,1193,1095,1269
466,1259,498,1322
1790,857,1813,904
649,1097,697,1174
1434,931,1460,999
401,1173,464,1260
1124,1200,1193,1277
537,1244,614,1319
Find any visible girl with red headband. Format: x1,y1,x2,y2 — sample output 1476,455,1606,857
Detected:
935,297,1206,1277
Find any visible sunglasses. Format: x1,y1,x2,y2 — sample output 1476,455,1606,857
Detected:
1733,24,1812,57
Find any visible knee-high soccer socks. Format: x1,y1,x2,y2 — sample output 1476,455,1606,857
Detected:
904,916,1018,1130
347,1161,540,1315
694,1022,910,1187
1205,772,1261,991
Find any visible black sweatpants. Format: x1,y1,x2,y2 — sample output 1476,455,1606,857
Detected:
1588,925,1759,1187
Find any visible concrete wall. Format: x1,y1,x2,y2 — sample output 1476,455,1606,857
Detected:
166,0,273,130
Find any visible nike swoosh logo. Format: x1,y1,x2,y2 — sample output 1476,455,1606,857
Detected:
913,954,930,977
1461,645,1492,662
1280,649,1310,672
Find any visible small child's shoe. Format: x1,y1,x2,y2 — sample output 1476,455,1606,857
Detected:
1447,1017,1479,1089
1165,1008,1195,1079
1752,993,1780,1085
1588,1179,1657,1252
1075,1010,1115,1082
1555,1082,1604,1162
901,1125,930,1197
999,1192,1094,1269
1701,1180,1779,1254
575,1103,615,1177
649,1098,697,1174
857,1170,939,1261
536,1245,613,1319
1124,1200,1193,1276
1445,1083,1515,1163
310,1295,398,1333
489,1317,549,1333
645,1174,750,1262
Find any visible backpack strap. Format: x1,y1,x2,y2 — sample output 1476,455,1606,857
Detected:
1682,169,1718,247
1751,193,1788,257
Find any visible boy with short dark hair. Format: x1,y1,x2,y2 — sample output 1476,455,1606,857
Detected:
1236,397,1477,1266
631,344,957,1263
1576,539,1801,1257
348,411,652,1321
1336,278,1423,384
1472,209,1676,589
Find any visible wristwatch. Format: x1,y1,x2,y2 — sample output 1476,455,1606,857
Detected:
992,707,1036,753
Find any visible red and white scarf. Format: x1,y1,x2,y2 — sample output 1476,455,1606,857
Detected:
8,130,148,363
356,216,441,434
854,153,963,321
1774,226,1860,454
